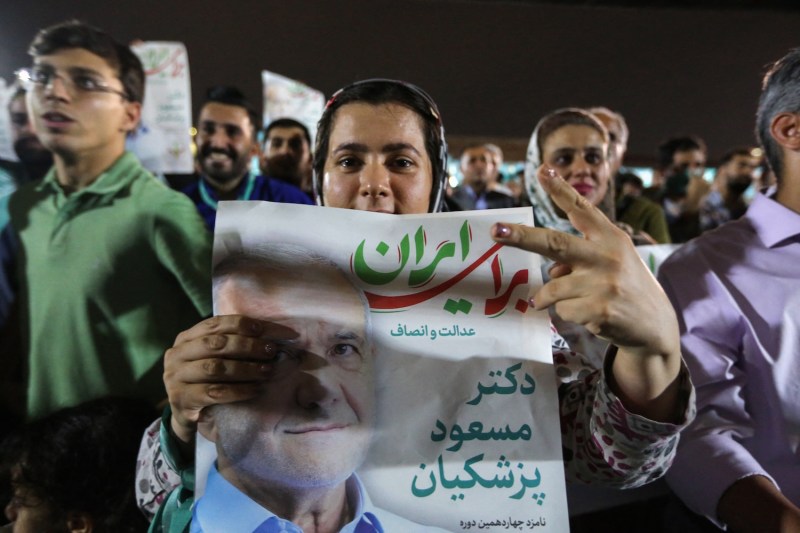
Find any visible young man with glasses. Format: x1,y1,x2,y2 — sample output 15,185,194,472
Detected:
1,20,212,421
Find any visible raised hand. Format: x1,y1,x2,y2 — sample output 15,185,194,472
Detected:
491,165,683,422
163,315,297,443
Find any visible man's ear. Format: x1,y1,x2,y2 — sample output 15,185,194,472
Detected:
121,100,143,134
770,112,800,151
197,407,219,443
66,512,93,533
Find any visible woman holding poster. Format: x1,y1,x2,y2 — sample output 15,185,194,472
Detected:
137,80,694,532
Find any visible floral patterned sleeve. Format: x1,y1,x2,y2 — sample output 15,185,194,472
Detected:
135,412,182,520
552,325,696,488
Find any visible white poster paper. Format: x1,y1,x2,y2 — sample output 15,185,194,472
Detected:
636,244,682,276
197,202,569,532
0,78,18,162
261,71,324,145
128,42,193,173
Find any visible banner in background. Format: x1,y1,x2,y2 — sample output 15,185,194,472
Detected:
0,78,18,162
261,70,324,145
128,42,193,174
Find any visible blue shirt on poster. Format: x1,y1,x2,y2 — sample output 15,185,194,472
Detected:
191,464,449,533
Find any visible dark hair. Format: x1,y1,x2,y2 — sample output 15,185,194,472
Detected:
656,135,707,171
588,106,629,145
4,397,157,533
460,143,492,157
312,79,448,213
204,85,260,136
718,146,755,166
264,118,311,148
11,84,26,101
28,20,144,104
618,172,644,189
6,85,26,114
756,48,800,182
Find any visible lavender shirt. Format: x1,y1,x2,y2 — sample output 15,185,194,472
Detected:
658,190,800,524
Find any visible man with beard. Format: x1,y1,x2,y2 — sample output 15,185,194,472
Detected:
589,107,670,244
0,86,54,227
449,144,515,210
8,86,53,184
259,118,314,196
698,147,761,232
659,47,800,531
192,244,443,532
652,135,710,243
182,87,312,231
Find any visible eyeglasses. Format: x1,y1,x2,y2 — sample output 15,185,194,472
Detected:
16,66,130,100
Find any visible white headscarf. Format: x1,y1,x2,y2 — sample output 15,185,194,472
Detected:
525,108,612,236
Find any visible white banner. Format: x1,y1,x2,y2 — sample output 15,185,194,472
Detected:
0,78,18,162
128,42,193,174
636,244,682,276
196,202,569,532
261,70,324,145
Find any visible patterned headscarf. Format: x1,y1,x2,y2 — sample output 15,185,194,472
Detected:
525,108,612,235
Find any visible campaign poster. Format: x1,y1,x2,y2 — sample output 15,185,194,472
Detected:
636,244,682,276
261,70,324,145
196,202,569,532
0,78,18,162
128,42,194,174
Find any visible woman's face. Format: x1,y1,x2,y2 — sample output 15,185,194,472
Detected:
321,102,433,215
541,124,610,207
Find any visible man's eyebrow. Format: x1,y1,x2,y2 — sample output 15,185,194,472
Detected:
200,119,242,130
67,66,106,78
333,330,366,344
333,330,362,340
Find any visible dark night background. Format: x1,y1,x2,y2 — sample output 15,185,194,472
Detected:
2,0,799,163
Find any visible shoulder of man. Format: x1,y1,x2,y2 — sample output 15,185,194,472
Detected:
448,187,475,210
258,174,314,204
658,215,754,285
6,174,53,227
128,165,207,213
0,159,24,194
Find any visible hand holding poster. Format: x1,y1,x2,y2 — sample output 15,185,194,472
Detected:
192,201,569,532
127,42,194,174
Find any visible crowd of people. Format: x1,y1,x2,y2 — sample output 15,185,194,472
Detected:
0,18,797,533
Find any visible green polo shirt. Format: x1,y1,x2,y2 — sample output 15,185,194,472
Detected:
9,152,212,419
617,196,672,244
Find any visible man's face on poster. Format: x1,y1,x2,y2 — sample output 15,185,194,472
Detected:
211,264,375,490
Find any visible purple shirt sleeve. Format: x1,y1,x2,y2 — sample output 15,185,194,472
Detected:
658,192,800,525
